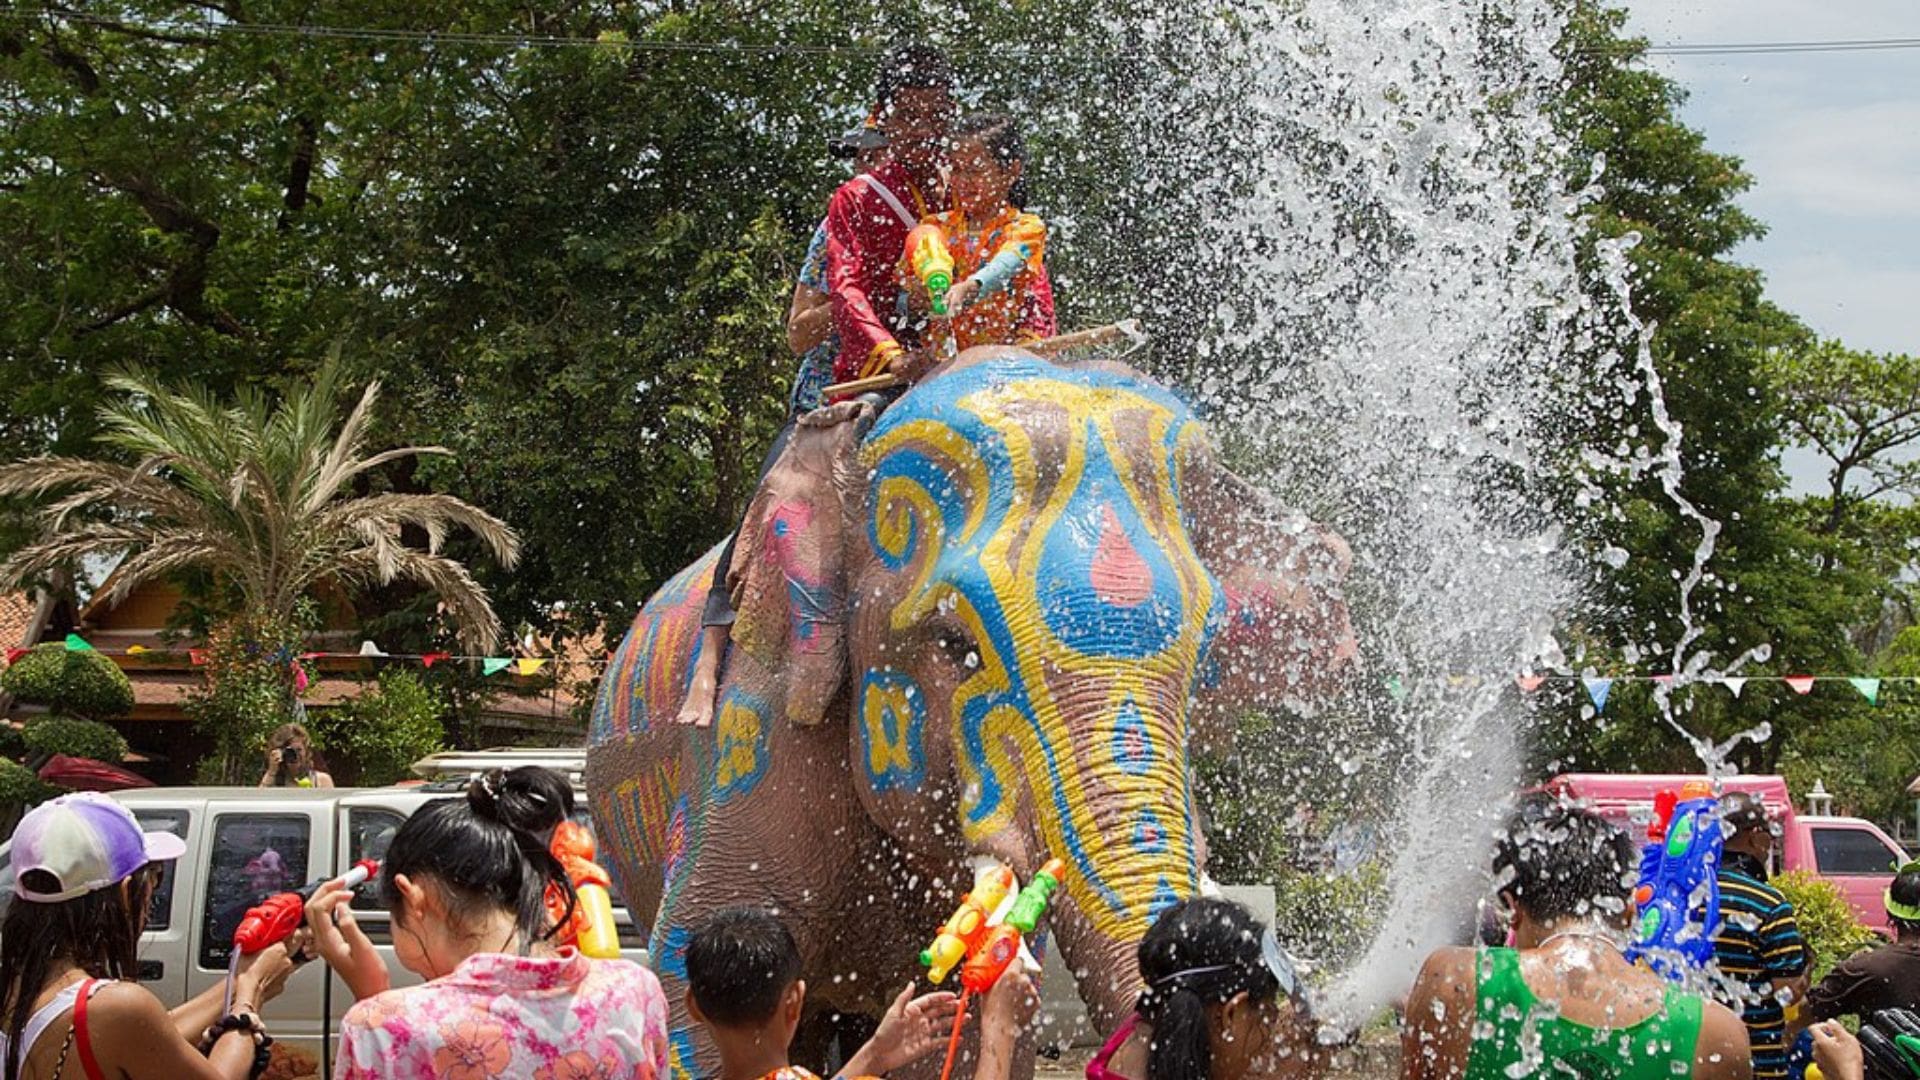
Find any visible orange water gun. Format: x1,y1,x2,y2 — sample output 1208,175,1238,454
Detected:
959,858,1064,993
905,223,955,317
920,864,1015,984
549,819,620,959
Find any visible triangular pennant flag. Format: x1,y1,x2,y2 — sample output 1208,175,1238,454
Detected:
126,644,149,656
1850,677,1882,705
1584,678,1614,713
482,657,512,676
1385,675,1408,702
299,651,323,660
1652,674,1675,687
1785,676,1815,696
1515,674,1546,693
4,647,27,665
63,633,94,652
515,657,548,677
421,652,452,668
1721,677,1747,698
292,661,310,694
358,640,388,657
188,648,209,666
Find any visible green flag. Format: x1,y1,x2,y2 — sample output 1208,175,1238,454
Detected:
63,633,94,652
482,657,512,676
1850,677,1882,705
1386,675,1408,702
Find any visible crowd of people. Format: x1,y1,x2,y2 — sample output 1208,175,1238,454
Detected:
3,763,1918,1079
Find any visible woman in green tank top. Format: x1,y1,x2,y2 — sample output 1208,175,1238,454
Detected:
1402,801,1753,1080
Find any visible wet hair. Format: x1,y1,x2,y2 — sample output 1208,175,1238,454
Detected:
686,907,803,1027
0,866,155,1080
1490,800,1636,923
873,43,953,114
1890,868,1920,935
1720,792,1771,839
378,766,576,950
1135,899,1280,1080
954,112,1030,210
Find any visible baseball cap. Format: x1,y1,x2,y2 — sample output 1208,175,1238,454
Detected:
9,792,186,903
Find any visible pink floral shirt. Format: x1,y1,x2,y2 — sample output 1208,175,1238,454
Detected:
335,950,669,1080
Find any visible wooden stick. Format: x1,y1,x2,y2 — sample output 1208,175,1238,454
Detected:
819,321,1144,400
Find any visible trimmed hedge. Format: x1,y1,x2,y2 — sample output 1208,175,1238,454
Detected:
0,757,60,808
0,643,135,720
22,715,130,765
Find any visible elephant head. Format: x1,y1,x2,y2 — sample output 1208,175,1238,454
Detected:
724,349,1356,1028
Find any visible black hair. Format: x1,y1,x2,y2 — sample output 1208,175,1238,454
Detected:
686,907,803,1027
1720,791,1771,838
1890,868,1920,936
1135,898,1280,1080
873,43,953,114
379,766,576,951
0,866,156,1080
954,112,1030,210
1490,799,1636,923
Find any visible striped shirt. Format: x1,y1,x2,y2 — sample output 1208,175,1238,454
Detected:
1710,851,1810,1079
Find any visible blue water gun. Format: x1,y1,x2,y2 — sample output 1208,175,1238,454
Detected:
1624,781,1723,981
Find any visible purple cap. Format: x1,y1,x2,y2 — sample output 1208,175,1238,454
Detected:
9,792,185,903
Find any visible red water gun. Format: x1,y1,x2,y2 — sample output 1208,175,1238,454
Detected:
234,859,379,955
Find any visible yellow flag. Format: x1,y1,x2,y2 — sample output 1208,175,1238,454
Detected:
515,657,548,677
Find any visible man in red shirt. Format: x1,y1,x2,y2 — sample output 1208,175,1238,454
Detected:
825,44,954,386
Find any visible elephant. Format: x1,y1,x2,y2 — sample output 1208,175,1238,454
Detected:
586,347,1356,1079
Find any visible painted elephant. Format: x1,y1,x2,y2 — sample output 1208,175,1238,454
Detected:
586,348,1355,1078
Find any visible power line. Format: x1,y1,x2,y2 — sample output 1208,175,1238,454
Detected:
2,6,1917,60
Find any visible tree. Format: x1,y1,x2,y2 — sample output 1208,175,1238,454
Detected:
0,365,520,649
309,668,445,786
0,642,135,721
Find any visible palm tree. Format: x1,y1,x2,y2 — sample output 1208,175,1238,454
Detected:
0,365,520,650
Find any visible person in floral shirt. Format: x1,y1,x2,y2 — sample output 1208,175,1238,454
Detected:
306,767,669,1079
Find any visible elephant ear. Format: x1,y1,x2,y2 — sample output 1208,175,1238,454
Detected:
1183,444,1357,730
726,402,870,726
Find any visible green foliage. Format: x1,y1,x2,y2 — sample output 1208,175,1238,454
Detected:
185,610,309,784
310,669,447,786
1774,870,1881,982
0,723,24,760
1271,862,1388,971
0,643,135,721
0,758,61,811
21,715,129,764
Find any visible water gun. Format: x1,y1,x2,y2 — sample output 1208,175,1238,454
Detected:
234,859,379,955
550,819,621,959
905,223,955,317
1862,1008,1920,1080
1623,781,1723,980
920,864,1015,984
960,858,1064,994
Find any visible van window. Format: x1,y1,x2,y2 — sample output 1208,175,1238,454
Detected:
346,808,404,914
130,809,188,932
1813,826,1902,876
199,814,311,969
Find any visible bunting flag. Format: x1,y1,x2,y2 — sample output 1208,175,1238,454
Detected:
1850,677,1882,705
357,640,388,657
300,652,323,660
1785,676,1816,696
1584,678,1614,713
482,657,513,676
63,633,94,652
292,661,310,693
515,657,548,677
1722,677,1747,698
4,647,26,665
188,648,209,666
420,652,452,668
1652,674,1675,687
125,644,149,656
1515,674,1546,693
1385,675,1408,702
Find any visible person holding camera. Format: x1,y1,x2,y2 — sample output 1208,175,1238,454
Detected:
256,724,333,789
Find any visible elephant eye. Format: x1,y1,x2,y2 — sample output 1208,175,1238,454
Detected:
928,620,980,669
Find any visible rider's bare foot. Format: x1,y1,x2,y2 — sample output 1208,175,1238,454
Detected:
674,626,728,727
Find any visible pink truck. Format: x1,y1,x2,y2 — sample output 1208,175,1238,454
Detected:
1542,773,1911,933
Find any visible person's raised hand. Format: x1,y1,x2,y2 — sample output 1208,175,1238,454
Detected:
305,877,391,1001
946,277,982,314
981,965,1040,1041
846,982,963,1075
1811,1020,1865,1080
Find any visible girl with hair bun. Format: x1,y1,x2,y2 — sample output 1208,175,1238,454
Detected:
305,766,668,1080
1086,898,1320,1080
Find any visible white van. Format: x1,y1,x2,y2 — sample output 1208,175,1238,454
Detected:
0,781,650,1079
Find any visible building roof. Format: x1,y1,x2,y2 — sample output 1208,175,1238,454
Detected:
0,591,50,649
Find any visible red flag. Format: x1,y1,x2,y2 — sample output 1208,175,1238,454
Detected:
4,647,26,665
1653,674,1675,686
421,652,452,668
188,648,209,666
1514,674,1545,693
299,651,323,660
1785,676,1815,695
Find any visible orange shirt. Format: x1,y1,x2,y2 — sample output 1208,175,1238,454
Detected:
916,207,1053,353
